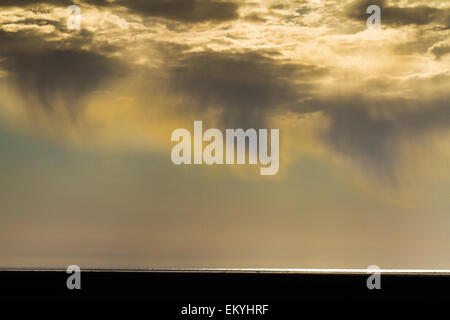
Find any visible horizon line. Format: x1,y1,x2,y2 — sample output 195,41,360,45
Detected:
2,267,450,275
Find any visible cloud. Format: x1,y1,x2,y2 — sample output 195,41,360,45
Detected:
345,0,450,27
0,0,240,24
105,0,240,23
0,0,72,7
300,82,450,175
429,40,450,60
322,98,399,173
166,50,326,128
1,0,449,182
0,29,125,116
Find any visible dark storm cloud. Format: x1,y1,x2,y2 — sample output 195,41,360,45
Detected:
346,0,450,27
0,0,240,24
0,29,124,115
162,48,450,174
165,48,450,174
0,28,45,54
169,50,450,174
303,91,450,174
166,51,326,128
10,50,122,114
308,95,401,173
117,0,239,23
84,0,240,23
0,0,72,7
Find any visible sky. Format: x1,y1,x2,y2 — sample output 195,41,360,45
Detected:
1,0,450,269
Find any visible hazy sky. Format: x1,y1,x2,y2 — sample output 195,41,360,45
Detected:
1,0,450,269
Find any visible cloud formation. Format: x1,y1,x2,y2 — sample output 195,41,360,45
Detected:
0,0,72,7
167,51,325,127
346,0,450,27
0,0,449,183
0,29,124,116
429,40,450,59
116,0,240,23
